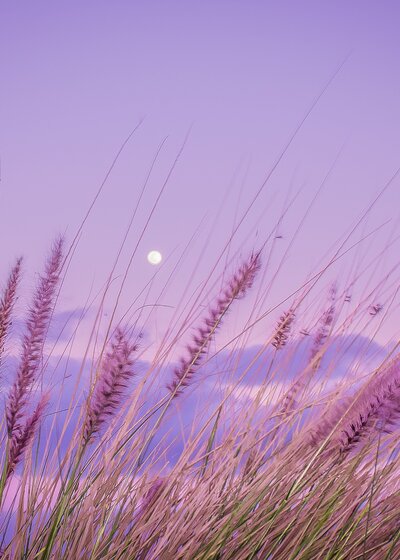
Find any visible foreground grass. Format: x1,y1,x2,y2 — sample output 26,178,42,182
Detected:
0,223,400,560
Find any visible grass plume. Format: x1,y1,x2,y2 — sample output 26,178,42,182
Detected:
83,327,139,443
167,251,261,397
0,258,22,367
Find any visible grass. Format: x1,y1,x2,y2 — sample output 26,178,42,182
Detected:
1,162,400,559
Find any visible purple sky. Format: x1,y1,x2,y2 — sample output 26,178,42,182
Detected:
1,1,400,357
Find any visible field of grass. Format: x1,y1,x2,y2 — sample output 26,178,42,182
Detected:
1,192,400,560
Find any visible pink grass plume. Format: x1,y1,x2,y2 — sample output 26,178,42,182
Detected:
308,356,400,454
0,257,22,366
6,237,64,439
337,357,400,453
271,308,295,350
83,327,139,443
7,393,49,478
167,251,261,397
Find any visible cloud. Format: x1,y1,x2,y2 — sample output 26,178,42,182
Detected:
0,333,391,478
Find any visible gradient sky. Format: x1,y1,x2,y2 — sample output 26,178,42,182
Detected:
1,1,400,357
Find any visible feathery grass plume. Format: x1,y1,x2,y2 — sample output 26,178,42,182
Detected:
309,283,337,370
271,308,295,350
7,393,49,478
307,357,400,454
307,395,352,449
336,357,400,453
0,258,22,366
5,237,64,439
167,251,261,397
83,328,139,443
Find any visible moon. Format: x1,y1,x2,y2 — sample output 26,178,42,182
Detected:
147,250,162,265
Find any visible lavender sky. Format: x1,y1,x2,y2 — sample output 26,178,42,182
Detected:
1,1,400,358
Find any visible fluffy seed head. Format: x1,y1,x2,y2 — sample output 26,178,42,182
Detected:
83,328,139,442
308,356,400,454
272,309,295,350
6,238,63,438
167,251,261,397
7,393,49,479
0,257,22,365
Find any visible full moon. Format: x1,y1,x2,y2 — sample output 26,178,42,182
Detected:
147,250,162,265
